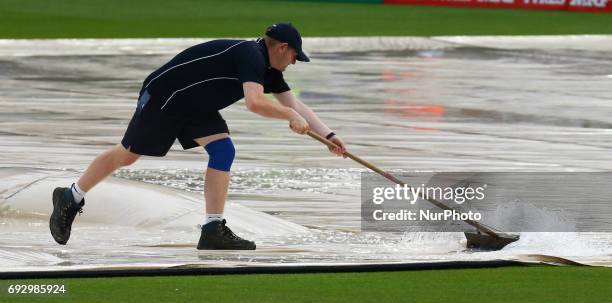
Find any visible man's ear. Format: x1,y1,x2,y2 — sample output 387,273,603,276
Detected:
279,43,289,52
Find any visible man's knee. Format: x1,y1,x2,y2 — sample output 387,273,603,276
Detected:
119,154,140,167
114,144,140,167
204,137,235,172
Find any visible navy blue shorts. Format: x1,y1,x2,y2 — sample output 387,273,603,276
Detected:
121,90,229,157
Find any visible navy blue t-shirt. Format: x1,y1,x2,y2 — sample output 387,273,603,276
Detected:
141,39,290,116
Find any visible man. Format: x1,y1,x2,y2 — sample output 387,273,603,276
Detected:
49,23,347,250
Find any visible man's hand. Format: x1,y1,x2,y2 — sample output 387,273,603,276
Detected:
289,115,310,134
328,135,347,158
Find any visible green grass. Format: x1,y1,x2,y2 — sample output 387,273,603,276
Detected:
2,266,611,302
0,0,611,38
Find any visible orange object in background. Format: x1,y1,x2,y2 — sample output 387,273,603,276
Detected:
385,99,445,118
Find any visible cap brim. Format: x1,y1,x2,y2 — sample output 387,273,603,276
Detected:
297,50,310,62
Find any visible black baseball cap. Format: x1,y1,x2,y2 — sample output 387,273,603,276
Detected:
265,23,310,62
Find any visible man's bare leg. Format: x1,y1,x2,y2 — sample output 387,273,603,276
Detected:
51,144,140,245
204,167,230,214
77,144,141,192
195,133,231,215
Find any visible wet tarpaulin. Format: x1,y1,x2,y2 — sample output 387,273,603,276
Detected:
1,37,611,273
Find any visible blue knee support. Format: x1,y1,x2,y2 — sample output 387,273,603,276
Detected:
204,137,235,172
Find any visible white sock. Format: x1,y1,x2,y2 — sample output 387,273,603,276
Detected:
71,183,86,203
205,214,223,225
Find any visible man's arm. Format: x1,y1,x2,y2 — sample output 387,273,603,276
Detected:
274,90,347,156
243,82,309,134
273,90,332,136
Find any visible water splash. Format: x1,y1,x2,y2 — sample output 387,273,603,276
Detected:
485,200,576,232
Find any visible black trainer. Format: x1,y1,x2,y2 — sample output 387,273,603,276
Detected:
197,219,256,250
49,187,84,245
